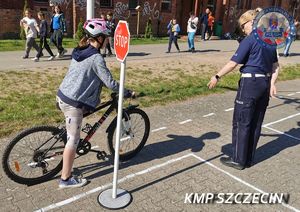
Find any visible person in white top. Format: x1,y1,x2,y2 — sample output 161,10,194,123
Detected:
20,9,40,59
187,12,199,52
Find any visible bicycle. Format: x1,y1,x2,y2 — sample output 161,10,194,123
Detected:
2,93,150,185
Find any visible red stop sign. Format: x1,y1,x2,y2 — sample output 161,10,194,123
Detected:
114,21,130,62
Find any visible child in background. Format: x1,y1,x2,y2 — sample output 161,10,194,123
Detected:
20,9,40,59
50,5,67,58
166,18,181,53
207,12,215,40
105,12,115,57
33,11,55,62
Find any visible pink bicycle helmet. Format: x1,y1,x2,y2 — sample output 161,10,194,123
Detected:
83,18,111,38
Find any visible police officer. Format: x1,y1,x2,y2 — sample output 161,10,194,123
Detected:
207,8,280,170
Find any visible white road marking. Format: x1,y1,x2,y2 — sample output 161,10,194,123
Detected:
224,108,234,112
264,126,300,141
191,154,300,212
203,113,215,118
296,91,300,94
263,113,300,127
287,93,296,96
179,119,192,125
35,154,194,212
151,127,167,133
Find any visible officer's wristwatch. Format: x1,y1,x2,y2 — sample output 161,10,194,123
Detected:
215,74,221,81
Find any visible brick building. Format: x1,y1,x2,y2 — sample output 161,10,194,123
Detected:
0,0,299,39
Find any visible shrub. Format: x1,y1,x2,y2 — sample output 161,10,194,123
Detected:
75,18,85,40
144,18,153,39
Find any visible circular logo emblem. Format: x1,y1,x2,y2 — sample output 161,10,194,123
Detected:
253,7,296,48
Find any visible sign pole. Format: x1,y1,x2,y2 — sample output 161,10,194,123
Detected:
98,20,132,210
112,59,126,199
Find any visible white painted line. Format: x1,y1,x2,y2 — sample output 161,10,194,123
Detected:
191,154,300,212
203,113,215,118
151,127,167,133
179,119,192,125
263,113,300,127
296,91,300,94
224,108,234,112
91,146,99,150
264,126,300,141
36,153,194,212
287,93,296,96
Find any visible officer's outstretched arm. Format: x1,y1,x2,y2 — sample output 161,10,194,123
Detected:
270,62,280,98
207,61,238,89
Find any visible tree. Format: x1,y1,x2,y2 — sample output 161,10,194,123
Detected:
144,18,153,39
75,18,84,40
20,0,28,40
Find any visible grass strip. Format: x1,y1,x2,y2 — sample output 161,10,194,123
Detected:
0,64,299,137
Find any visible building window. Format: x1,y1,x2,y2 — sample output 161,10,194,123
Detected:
129,0,138,9
161,0,171,12
100,0,113,8
245,0,252,9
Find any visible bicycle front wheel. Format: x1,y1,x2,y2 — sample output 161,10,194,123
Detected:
2,126,66,185
107,108,150,161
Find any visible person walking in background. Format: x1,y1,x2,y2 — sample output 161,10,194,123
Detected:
200,8,210,41
32,11,55,62
20,9,40,59
100,13,106,20
283,18,299,57
166,18,181,53
187,12,199,52
105,12,115,57
207,11,215,40
50,5,67,58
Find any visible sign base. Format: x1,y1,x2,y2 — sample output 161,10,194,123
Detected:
98,188,132,210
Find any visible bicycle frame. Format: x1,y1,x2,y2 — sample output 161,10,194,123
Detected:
81,96,118,143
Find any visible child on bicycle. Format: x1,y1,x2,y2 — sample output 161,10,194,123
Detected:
56,19,134,188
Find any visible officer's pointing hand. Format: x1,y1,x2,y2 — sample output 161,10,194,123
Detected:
207,76,218,89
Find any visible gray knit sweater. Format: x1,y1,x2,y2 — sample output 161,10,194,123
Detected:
58,45,128,110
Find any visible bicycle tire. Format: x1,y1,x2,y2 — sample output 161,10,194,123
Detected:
107,108,150,161
2,126,66,185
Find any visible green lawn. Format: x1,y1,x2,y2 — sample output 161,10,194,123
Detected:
0,64,299,138
0,37,171,51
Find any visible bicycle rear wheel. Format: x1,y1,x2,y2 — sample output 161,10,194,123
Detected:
107,108,150,161
2,126,66,185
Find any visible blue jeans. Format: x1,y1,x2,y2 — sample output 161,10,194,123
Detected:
283,37,293,55
168,34,180,52
188,32,196,50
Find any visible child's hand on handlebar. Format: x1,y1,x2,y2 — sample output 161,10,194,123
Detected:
124,90,136,99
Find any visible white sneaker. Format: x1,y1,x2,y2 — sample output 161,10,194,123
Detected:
32,57,39,62
48,56,54,61
55,52,60,58
59,176,87,189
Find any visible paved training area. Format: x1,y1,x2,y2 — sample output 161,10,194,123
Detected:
0,40,300,71
0,78,299,211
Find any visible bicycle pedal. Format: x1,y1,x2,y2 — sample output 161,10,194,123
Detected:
82,123,92,134
96,151,109,161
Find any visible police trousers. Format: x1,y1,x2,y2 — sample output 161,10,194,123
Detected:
232,75,271,166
